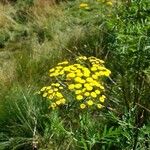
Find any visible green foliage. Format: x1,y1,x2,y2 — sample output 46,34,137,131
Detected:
1,88,150,150
104,1,150,149
65,0,111,57
0,30,9,48
0,0,150,149
106,0,150,112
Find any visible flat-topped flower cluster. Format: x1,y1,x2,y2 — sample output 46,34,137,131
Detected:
79,0,113,10
39,56,111,110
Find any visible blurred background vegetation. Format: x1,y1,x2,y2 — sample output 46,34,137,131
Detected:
0,0,150,149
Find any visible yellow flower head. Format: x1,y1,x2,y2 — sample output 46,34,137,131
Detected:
76,56,87,60
56,66,62,70
106,1,113,6
51,103,57,109
68,84,75,90
82,88,86,93
83,69,90,77
71,66,77,71
74,77,82,82
56,100,61,105
67,73,76,78
85,85,93,91
92,74,98,80
59,86,64,90
91,92,97,98
49,68,55,73
84,92,90,97
75,90,82,95
81,80,86,84
56,92,63,98
48,89,53,94
58,61,69,65
84,83,93,91
40,87,47,92
85,6,90,10
95,90,101,95
80,103,86,109
63,66,71,71
79,3,88,8
75,83,82,89
60,98,66,104
55,83,60,87
99,95,106,102
99,85,105,90
86,77,93,82
97,103,103,109
54,88,58,92
91,66,97,71
76,95,83,100
43,92,47,97
75,70,83,77
87,100,94,106
46,86,51,90
48,95,53,99
103,70,111,76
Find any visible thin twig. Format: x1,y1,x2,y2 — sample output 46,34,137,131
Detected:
136,103,150,113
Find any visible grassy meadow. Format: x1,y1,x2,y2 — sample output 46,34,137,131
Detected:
0,0,150,149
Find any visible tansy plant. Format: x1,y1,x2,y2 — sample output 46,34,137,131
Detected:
79,0,113,10
39,56,111,110
79,3,90,10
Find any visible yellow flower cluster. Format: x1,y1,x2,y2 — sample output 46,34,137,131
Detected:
79,3,90,10
80,0,113,10
40,83,65,109
106,1,113,6
40,56,111,110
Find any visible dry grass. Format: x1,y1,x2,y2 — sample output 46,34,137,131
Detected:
0,1,84,86
0,52,16,86
0,3,16,28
